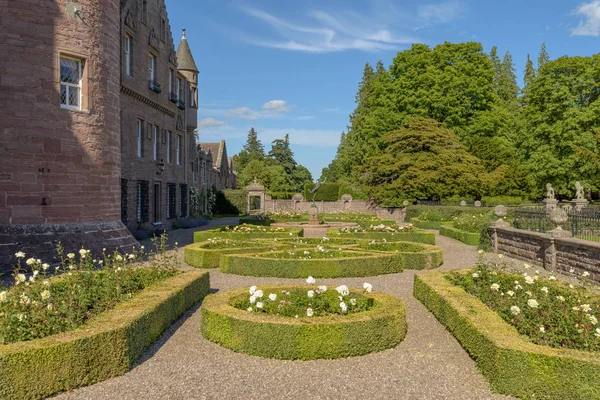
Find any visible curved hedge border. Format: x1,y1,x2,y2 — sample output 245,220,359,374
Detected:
409,217,445,230
0,270,210,400
193,227,303,242
355,242,444,270
201,285,406,360
414,271,600,400
184,241,285,268
439,225,480,246
327,228,436,245
220,249,431,278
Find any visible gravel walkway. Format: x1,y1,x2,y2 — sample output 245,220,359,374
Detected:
55,229,515,400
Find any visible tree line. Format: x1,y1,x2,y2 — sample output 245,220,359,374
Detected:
321,42,600,206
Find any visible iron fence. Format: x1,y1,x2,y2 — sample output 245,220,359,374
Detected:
513,205,600,242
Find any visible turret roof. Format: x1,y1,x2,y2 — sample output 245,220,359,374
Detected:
176,29,199,73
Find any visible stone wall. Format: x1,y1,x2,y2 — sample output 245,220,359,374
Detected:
492,226,600,282
263,199,406,222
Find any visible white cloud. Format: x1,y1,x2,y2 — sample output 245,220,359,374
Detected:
262,100,290,114
228,107,260,120
197,118,225,129
571,0,600,36
238,6,419,53
295,116,315,121
417,1,468,24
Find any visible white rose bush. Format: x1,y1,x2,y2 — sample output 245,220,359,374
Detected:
448,259,600,351
235,278,375,317
0,233,180,345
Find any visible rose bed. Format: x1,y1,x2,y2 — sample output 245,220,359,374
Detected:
201,285,406,360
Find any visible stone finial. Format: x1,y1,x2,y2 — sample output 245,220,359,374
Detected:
182,28,187,39
474,200,482,207
493,205,509,228
547,207,571,238
460,200,467,206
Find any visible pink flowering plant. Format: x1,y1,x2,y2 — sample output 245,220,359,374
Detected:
0,234,179,345
447,256,600,351
231,277,374,318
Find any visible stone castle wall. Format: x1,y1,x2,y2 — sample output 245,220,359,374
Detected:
0,0,137,272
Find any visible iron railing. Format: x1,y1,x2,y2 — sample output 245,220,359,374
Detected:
514,205,600,242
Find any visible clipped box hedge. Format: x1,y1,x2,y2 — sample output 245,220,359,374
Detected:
414,272,600,400
439,225,480,246
222,250,412,278
184,241,286,268
408,217,445,230
201,285,406,360
0,270,210,400
327,228,436,245
193,227,303,242
355,242,444,270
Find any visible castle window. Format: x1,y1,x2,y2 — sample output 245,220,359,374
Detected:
161,18,167,42
180,184,188,217
121,179,128,224
136,180,149,223
190,87,197,108
176,134,182,165
153,124,159,160
137,119,144,157
60,56,82,111
142,0,148,24
167,183,176,219
125,35,133,77
166,130,172,163
148,53,156,81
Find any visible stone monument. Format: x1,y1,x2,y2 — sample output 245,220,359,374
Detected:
308,178,326,226
571,181,589,211
543,183,558,212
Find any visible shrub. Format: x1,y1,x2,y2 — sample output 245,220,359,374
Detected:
337,183,370,200
439,225,480,246
201,284,406,360
304,183,340,201
213,189,247,215
1,270,210,400
184,240,284,269
414,271,600,400
481,196,527,206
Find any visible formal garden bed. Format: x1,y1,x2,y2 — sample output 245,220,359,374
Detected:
201,281,406,360
328,226,436,245
0,244,210,400
193,225,303,242
184,239,287,268
414,260,600,399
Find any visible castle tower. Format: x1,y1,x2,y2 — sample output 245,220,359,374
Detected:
0,0,138,272
176,28,200,132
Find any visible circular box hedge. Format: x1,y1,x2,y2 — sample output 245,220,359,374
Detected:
201,285,406,360
184,240,287,268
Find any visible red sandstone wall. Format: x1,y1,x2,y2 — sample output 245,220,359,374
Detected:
0,0,122,225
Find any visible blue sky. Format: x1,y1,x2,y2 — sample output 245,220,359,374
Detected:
165,0,600,179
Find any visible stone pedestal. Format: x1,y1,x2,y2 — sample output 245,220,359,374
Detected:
543,198,558,212
308,205,320,226
571,199,589,211
547,227,572,238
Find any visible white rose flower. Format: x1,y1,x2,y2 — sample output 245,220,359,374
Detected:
306,308,314,317
525,276,535,285
527,299,539,308
15,251,25,258
582,304,592,313
247,307,253,312
249,286,257,295
33,270,39,277
306,276,316,284
16,274,26,283
79,249,88,256
587,314,598,325
307,290,315,298
318,285,327,292
249,295,257,304
539,326,545,333
254,290,264,298
490,283,500,291
507,290,515,297
256,301,264,309
115,255,123,261
339,302,348,313
0,291,7,303
47,303,54,311
363,283,373,293
336,285,349,296
17,313,25,321
472,272,479,278
350,298,357,306
549,276,556,280
523,263,531,269
42,263,49,270
595,328,600,338
268,293,277,301
26,258,36,266
128,254,135,259
67,253,75,259
540,287,549,294
510,305,521,315
583,271,590,277
41,290,51,300
556,295,565,302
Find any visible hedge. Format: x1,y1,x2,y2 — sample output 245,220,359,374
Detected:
408,217,445,230
193,227,303,242
213,189,247,215
0,270,210,400
304,183,340,201
220,248,435,278
238,216,271,226
414,271,600,400
201,285,406,360
355,242,444,270
439,225,480,246
327,229,436,245
184,241,286,268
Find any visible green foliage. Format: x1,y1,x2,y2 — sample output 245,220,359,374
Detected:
538,43,550,70
439,225,481,246
304,182,340,201
481,196,525,206
213,189,246,215
521,54,600,197
337,183,370,200
184,240,282,269
0,271,210,400
414,271,600,400
233,127,265,173
329,228,437,245
193,227,303,242
359,117,491,205
201,285,406,360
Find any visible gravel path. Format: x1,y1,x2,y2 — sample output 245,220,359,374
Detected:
55,229,515,400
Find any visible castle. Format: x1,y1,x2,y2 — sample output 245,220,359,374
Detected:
0,0,235,272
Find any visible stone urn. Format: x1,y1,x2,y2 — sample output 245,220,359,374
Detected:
308,205,320,226
493,205,510,228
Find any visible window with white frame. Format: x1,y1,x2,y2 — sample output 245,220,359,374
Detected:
190,87,196,107
148,53,156,81
137,119,143,157
153,125,159,160
166,130,172,163
125,35,133,77
176,134,181,165
60,56,82,110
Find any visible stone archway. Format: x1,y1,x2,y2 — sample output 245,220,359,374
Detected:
292,193,304,212
246,178,266,215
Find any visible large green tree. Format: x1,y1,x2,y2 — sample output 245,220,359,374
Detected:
538,43,550,70
521,54,600,197
233,127,264,172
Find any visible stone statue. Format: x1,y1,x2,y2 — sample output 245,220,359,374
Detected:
546,183,555,200
310,178,327,204
575,181,585,200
